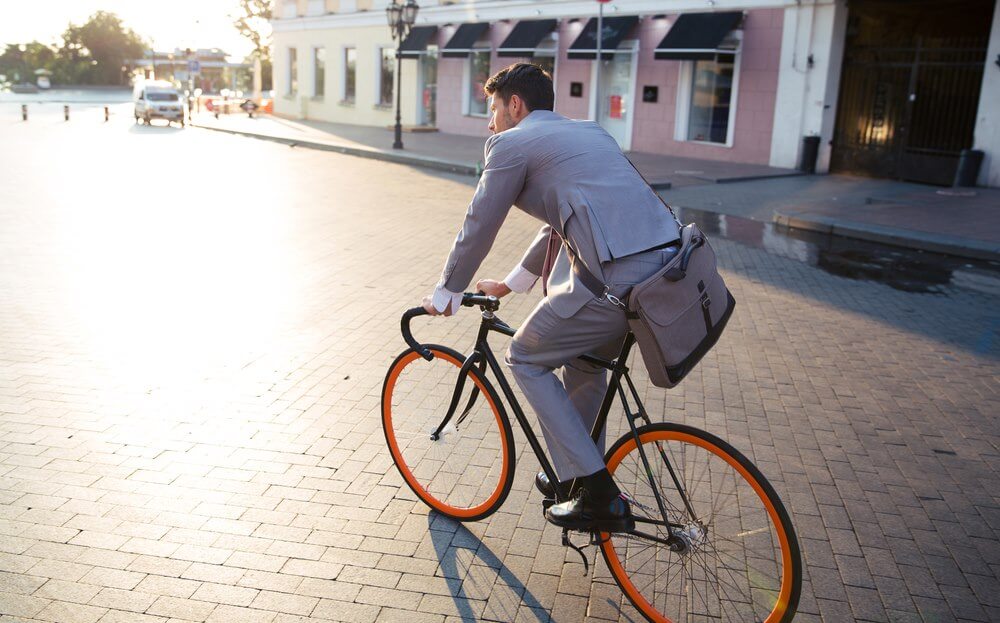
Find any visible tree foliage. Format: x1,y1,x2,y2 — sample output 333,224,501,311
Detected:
234,0,273,60
59,11,146,84
0,12,145,86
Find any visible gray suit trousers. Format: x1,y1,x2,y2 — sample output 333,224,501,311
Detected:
505,246,679,481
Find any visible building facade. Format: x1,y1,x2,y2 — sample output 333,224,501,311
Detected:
272,0,1000,187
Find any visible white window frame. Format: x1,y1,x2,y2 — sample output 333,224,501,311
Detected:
463,48,492,117
533,32,559,107
374,45,395,108
341,45,357,103
674,49,742,148
312,46,326,98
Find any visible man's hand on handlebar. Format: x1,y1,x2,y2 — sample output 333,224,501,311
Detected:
421,296,454,317
476,279,511,298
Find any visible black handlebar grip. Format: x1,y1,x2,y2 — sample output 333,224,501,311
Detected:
401,307,434,361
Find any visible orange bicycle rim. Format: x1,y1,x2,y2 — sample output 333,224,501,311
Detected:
383,349,511,519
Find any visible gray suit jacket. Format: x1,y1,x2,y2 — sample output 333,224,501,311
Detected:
439,110,680,318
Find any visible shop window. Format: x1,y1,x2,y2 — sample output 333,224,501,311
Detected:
288,47,298,96
686,57,735,144
343,47,356,102
466,50,491,116
378,47,395,107
314,47,326,97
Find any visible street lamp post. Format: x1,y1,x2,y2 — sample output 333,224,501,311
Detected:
386,0,419,149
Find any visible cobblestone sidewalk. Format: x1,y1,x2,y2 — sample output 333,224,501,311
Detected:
1,121,998,622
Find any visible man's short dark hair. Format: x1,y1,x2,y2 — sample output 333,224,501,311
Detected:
484,63,554,112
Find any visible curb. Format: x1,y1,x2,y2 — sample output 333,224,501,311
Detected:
191,123,479,177
773,211,1000,262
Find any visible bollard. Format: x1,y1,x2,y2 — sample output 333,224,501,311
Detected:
21,104,27,121
64,105,69,121
104,106,109,122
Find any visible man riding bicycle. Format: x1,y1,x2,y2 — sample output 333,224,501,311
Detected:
421,63,681,533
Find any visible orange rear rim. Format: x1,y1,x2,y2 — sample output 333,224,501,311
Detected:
601,430,794,623
383,349,510,519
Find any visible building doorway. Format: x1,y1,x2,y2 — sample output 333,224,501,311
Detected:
830,0,994,185
419,46,438,127
594,40,637,150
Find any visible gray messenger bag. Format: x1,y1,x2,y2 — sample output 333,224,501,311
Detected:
567,220,736,389
623,223,736,388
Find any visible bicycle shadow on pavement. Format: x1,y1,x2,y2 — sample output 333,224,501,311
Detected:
428,512,549,622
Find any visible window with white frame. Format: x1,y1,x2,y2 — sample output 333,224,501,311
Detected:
377,47,395,107
287,47,298,96
686,57,735,144
466,50,491,116
343,47,356,102
532,35,557,83
314,47,326,97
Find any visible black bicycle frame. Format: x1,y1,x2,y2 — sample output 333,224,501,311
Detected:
402,299,697,544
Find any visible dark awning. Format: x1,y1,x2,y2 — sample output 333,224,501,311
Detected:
497,19,558,57
399,26,438,58
567,16,639,60
442,23,490,58
655,12,743,60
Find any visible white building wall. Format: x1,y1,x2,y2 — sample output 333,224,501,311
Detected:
973,0,1000,187
273,24,419,127
768,0,846,172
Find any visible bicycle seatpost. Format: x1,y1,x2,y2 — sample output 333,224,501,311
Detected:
401,307,434,361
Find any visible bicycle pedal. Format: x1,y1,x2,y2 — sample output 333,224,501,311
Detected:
541,497,556,511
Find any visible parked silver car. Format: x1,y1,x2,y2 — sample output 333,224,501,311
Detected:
133,81,185,127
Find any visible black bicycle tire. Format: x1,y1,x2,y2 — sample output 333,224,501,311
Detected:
381,344,517,522
600,422,802,623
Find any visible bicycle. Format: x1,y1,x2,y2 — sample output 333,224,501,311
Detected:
381,293,802,622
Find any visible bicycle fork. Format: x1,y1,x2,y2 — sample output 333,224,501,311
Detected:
429,351,486,441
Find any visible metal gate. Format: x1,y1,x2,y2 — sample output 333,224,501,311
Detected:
831,2,991,186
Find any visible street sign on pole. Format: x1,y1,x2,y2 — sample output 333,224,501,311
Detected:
187,60,201,75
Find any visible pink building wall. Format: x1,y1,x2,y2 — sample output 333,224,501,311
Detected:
429,9,783,165
629,9,784,164
434,22,518,137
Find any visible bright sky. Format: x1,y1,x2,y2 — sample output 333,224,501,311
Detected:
0,0,257,59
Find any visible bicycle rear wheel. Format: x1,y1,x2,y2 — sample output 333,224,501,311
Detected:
381,345,515,522
600,423,801,623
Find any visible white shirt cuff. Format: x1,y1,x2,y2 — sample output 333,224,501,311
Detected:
503,265,539,294
431,283,464,315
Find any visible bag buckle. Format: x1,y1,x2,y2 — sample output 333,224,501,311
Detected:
603,287,627,310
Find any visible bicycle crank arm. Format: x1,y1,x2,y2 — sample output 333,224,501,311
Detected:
430,352,482,441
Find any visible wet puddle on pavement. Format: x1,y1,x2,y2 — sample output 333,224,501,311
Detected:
674,207,1000,297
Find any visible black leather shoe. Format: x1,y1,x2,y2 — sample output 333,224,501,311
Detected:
545,488,634,533
535,471,573,500
544,468,634,533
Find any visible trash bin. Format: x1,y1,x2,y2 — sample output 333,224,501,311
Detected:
953,149,984,187
799,135,821,174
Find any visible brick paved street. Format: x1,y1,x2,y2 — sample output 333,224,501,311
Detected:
1,112,998,622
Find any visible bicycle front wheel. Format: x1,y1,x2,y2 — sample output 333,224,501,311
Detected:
600,423,801,623
381,345,515,522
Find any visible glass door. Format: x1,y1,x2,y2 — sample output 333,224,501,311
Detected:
420,47,438,127
598,49,633,149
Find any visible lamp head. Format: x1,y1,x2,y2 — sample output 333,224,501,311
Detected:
403,0,419,26
386,1,402,29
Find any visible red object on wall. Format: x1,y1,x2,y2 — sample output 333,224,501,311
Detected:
609,95,622,119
